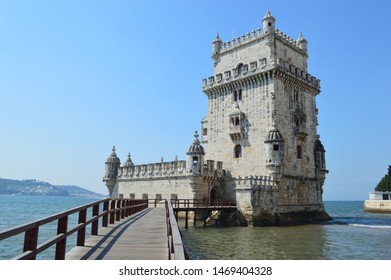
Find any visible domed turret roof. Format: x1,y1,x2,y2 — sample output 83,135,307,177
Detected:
263,9,275,21
187,131,205,155
123,153,134,167
106,146,121,164
315,136,325,152
265,124,284,143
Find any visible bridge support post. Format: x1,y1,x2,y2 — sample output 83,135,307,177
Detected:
194,210,197,226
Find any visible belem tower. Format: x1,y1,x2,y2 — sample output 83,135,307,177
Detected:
103,10,330,226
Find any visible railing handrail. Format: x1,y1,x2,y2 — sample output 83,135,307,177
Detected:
0,198,111,240
171,199,237,208
0,198,148,260
165,200,186,260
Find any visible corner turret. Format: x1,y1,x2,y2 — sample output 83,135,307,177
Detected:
103,146,121,196
298,32,308,53
262,9,276,33
264,124,284,180
186,131,205,175
314,135,327,183
212,33,223,66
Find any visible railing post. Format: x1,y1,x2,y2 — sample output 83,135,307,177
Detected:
77,209,87,246
110,200,116,224
121,200,125,219
55,216,68,260
102,200,109,227
116,200,121,221
125,200,130,217
91,204,99,235
23,225,39,260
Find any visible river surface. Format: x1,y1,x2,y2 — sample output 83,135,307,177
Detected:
180,201,391,260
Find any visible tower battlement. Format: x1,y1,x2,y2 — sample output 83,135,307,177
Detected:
117,160,187,179
218,28,306,56
203,62,320,93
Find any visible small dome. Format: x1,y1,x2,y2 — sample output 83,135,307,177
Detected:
263,9,275,21
123,153,134,167
265,125,284,143
106,146,121,164
187,131,205,155
213,33,222,43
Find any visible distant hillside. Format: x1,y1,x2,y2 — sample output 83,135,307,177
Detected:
0,178,106,198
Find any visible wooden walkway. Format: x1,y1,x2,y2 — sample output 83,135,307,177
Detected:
66,205,169,260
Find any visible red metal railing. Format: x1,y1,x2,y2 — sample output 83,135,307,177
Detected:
0,198,148,260
165,200,186,260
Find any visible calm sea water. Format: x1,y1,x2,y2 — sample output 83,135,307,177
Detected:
0,195,99,260
0,196,390,260
180,201,391,260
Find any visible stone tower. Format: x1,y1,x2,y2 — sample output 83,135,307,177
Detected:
202,10,329,225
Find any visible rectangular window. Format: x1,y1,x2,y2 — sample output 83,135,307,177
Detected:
142,194,148,200
273,144,279,151
130,193,135,199
156,194,162,201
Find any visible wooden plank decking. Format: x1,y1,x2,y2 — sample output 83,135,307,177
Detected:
66,205,169,260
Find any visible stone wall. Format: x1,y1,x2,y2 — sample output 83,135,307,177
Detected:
364,200,391,213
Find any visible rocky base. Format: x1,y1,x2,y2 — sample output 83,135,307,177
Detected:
252,210,332,226
212,209,249,227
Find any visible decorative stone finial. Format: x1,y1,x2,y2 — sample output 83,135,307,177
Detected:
124,152,134,167
298,32,307,42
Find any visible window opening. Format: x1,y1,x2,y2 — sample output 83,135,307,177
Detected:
297,145,302,159
234,145,242,158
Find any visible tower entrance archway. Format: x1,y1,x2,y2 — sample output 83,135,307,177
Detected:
210,186,223,205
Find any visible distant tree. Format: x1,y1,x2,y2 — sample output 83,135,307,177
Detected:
375,165,391,192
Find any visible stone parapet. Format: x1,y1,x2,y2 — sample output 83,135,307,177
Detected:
117,159,225,180
117,160,187,179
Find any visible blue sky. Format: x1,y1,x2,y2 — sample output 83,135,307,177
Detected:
0,0,390,200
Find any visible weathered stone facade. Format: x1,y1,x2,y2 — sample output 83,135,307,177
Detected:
103,10,329,226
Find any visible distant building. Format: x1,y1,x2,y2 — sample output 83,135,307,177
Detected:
364,192,391,213
103,10,329,226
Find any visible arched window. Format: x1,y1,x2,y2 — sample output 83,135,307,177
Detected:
237,63,243,74
297,145,302,159
234,145,242,158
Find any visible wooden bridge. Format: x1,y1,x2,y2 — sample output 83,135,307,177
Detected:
0,198,236,260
